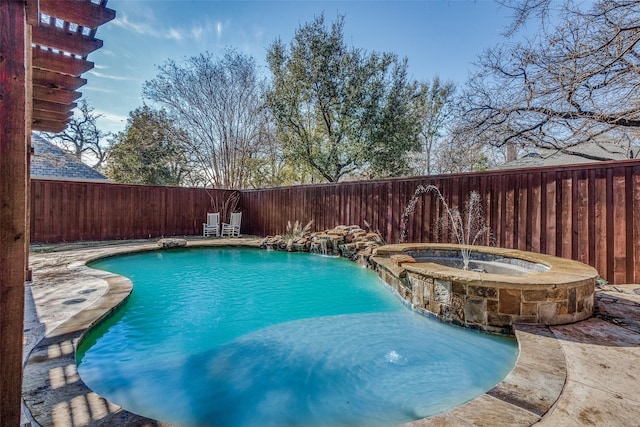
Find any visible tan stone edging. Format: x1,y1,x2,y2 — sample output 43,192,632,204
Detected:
23,249,180,426
397,323,567,426
23,240,567,427
372,243,598,334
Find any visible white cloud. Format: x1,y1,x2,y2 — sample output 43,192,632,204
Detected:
96,110,127,123
167,28,183,41
95,110,129,134
216,21,223,39
112,13,162,38
88,71,133,81
113,13,184,40
253,26,264,40
83,86,116,94
191,25,205,41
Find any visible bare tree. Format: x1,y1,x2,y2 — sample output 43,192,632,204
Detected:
411,77,456,175
432,137,491,174
456,0,640,158
42,98,109,168
243,116,316,188
143,48,268,189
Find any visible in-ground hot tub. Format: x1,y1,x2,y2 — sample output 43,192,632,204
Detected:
371,243,599,334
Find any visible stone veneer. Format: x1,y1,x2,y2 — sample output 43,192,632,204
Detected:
371,243,598,334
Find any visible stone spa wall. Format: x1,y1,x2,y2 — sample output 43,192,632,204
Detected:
371,244,599,335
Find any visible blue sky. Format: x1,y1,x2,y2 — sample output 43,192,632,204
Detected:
85,0,519,134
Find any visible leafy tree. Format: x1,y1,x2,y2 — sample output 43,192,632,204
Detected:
106,106,190,185
266,14,424,182
143,48,268,189
42,98,109,168
455,0,640,158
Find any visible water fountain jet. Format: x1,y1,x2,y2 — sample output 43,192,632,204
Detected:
399,185,490,270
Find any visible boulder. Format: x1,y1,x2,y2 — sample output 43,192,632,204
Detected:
352,231,368,240
326,228,348,237
355,241,368,250
358,246,374,257
157,238,187,249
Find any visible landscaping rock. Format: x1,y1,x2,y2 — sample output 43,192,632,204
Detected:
260,224,384,265
157,238,187,249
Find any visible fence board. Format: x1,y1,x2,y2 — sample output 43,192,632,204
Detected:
587,169,596,268
576,171,589,265
530,172,541,253
625,166,635,283
539,172,548,254
633,167,640,283
594,169,607,280
561,173,573,259
517,174,527,251
613,172,627,284
505,176,515,249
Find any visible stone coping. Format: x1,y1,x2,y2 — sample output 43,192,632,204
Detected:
23,239,568,426
374,243,599,286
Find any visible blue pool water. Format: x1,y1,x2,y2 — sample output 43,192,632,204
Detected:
78,247,518,427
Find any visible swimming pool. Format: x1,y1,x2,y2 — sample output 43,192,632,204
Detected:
77,247,517,427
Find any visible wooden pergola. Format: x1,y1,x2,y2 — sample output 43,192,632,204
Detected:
0,1,114,425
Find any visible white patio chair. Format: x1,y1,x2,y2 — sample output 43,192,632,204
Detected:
203,212,220,237
221,212,242,237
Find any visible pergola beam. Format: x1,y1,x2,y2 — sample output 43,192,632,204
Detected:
32,23,103,57
32,48,94,76
32,101,75,132
33,83,81,104
33,98,77,113
31,118,68,133
32,108,73,122
39,0,116,29
33,68,87,91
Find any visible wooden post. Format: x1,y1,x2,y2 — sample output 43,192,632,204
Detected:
0,0,29,425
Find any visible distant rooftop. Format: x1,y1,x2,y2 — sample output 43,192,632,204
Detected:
31,134,109,182
497,141,631,170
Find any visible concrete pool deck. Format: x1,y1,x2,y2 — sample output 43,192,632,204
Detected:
22,239,640,426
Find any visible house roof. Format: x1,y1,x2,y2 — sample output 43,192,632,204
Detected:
31,134,109,181
497,141,631,169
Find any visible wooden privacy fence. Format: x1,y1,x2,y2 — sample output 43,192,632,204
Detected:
30,179,232,242
241,160,640,285
31,160,640,284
